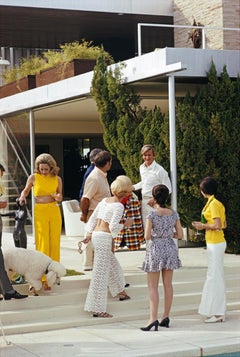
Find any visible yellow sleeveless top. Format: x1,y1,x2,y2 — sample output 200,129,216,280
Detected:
33,173,58,196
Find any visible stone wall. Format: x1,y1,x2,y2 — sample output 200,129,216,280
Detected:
173,0,240,50
222,0,240,50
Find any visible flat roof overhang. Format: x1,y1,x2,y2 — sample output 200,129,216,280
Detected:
0,48,240,132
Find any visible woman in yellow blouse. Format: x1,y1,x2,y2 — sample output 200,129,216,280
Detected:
19,153,62,290
192,177,226,323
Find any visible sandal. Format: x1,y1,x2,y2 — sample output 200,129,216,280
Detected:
93,312,113,318
119,293,131,301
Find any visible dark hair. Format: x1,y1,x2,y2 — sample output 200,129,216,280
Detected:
0,164,5,172
94,150,112,168
200,176,226,207
89,148,102,163
200,176,218,195
152,184,169,207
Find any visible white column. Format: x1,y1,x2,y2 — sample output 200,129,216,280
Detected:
29,109,35,237
9,47,14,68
168,75,178,247
137,23,142,56
168,75,177,210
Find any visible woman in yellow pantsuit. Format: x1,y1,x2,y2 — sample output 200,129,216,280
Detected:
19,153,62,290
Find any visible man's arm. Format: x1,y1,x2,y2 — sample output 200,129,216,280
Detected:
80,173,98,222
80,197,90,223
157,166,172,193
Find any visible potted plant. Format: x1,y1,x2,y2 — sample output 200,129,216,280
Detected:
36,40,112,86
0,56,45,98
0,40,113,97
0,75,36,98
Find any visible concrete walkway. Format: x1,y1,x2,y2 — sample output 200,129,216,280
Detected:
0,232,240,357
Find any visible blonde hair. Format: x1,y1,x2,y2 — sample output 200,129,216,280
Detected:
110,175,133,199
34,153,59,176
141,144,156,156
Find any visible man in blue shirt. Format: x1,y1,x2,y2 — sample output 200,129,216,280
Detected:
79,148,102,200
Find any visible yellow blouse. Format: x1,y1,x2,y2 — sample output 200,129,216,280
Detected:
33,173,58,196
202,195,226,244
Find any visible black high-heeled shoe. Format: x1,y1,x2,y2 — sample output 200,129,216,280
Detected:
159,317,170,328
140,320,159,331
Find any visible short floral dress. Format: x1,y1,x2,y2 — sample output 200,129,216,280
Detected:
142,210,182,272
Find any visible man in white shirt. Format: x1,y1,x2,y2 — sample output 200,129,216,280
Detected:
133,144,172,229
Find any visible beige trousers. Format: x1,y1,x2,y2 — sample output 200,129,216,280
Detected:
82,210,94,270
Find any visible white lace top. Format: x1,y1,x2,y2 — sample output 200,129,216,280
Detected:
86,198,124,238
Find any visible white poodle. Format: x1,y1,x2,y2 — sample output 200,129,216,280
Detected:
3,248,66,295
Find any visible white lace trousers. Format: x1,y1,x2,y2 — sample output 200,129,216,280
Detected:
84,231,125,313
198,242,226,317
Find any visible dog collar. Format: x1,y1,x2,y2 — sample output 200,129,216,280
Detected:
45,263,51,274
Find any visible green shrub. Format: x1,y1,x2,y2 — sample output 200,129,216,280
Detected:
2,40,113,84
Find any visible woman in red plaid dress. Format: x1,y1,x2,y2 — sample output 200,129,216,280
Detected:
115,193,144,251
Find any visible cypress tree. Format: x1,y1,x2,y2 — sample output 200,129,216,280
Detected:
176,63,240,252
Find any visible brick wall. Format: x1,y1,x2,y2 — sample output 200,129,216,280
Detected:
173,0,240,50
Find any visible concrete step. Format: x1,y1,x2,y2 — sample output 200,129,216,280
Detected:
3,271,237,306
0,268,239,335
1,281,238,313
1,301,239,336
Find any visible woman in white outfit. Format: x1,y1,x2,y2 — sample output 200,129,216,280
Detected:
192,177,227,323
83,175,133,318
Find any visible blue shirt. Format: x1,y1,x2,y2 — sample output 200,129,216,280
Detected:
79,163,95,199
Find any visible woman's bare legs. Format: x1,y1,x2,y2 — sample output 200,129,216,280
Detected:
161,269,173,319
147,271,160,323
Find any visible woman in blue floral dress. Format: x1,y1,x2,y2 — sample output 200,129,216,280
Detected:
141,184,183,331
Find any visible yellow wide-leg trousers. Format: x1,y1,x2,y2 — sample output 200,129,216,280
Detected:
34,202,62,262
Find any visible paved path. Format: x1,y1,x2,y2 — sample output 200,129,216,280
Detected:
0,232,239,357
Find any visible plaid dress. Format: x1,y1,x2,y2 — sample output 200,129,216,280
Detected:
115,193,144,251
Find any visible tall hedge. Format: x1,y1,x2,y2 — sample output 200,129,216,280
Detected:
91,50,240,253
176,64,240,253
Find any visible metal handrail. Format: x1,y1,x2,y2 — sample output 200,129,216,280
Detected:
0,120,32,223
137,23,240,56
0,121,30,177
2,120,31,173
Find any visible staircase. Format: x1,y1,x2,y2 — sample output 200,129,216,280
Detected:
0,265,239,335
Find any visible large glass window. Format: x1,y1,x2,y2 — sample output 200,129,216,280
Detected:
63,138,91,200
